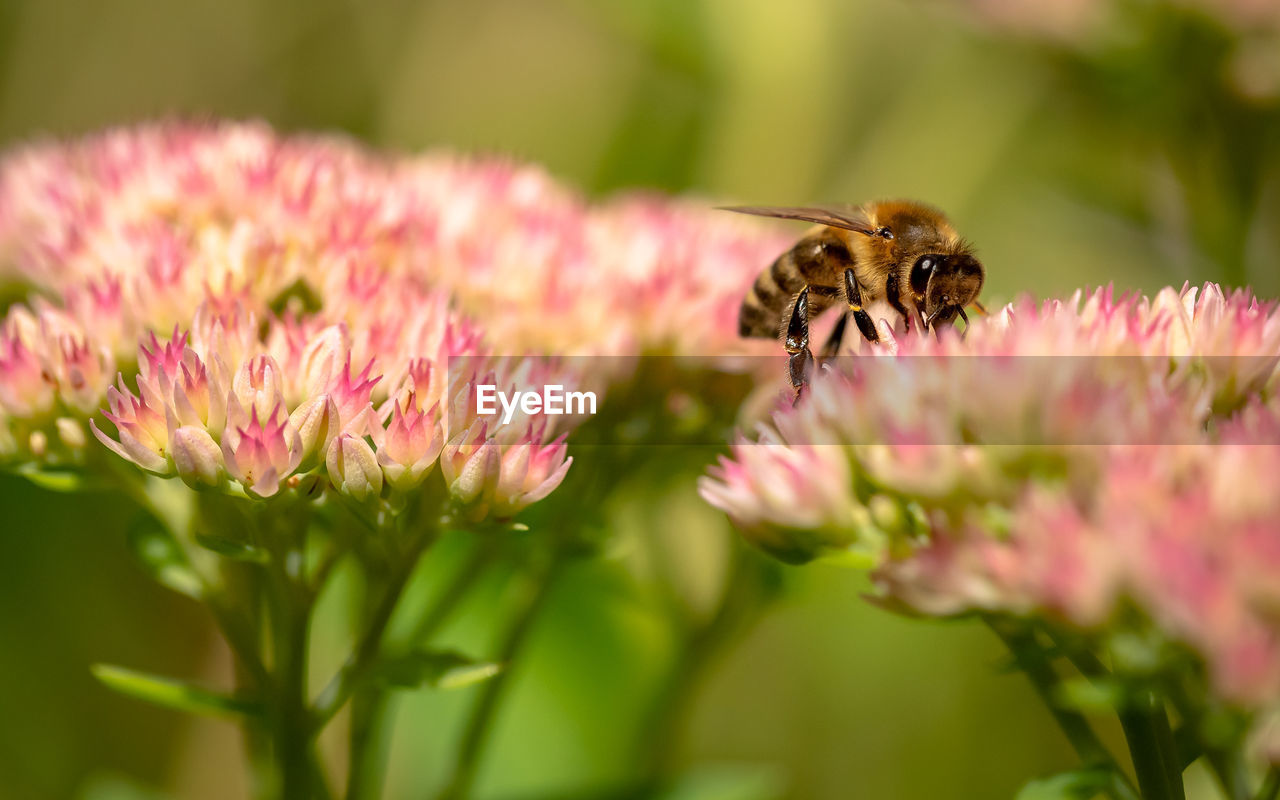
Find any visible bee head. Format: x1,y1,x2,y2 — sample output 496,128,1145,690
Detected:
910,252,984,329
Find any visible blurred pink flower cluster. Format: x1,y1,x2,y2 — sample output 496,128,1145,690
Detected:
0,121,784,450
0,121,783,510
0,120,785,362
702,284,1280,718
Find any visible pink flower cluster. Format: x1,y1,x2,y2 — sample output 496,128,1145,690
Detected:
0,121,787,465
87,297,572,515
409,160,789,356
0,122,746,516
0,121,785,362
702,284,1280,717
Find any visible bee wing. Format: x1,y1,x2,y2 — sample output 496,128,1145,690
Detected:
718,204,875,236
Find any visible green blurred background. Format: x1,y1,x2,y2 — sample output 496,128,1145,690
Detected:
1,1,1278,798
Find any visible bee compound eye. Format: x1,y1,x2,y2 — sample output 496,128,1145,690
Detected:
909,255,936,294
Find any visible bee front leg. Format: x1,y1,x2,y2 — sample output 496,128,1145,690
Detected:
784,286,814,401
884,272,917,334
843,268,880,345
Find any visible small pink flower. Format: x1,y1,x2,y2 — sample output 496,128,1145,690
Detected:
376,393,443,492
0,306,113,420
93,381,170,474
699,432,863,564
0,321,55,418
221,403,302,498
228,354,286,424
440,420,572,520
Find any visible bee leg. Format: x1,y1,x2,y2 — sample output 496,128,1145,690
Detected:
819,313,849,360
784,286,814,401
884,272,915,334
843,268,880,345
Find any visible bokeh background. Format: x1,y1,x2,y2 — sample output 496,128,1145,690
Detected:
1,1,1278,798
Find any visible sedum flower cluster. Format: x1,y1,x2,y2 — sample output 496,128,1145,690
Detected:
702,283,1280,748
0,120,784,511
0,120,794,799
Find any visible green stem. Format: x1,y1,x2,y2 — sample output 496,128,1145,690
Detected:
436,549,563,800
312,531,430,728
1218,750,1252,800
345,690,391,800
639,544,768,783
1117,691,1182,800
209,593,273,691
985,617,1139,800
1162,674,1246,799
346,537,501,800
1149,701,1184,800
262,524,317,800
1256,767,1280,800
277,601,313,800
1049,632,1185,799
251,501,324,800
412,538,500,644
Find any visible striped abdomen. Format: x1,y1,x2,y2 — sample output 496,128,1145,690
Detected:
738,230,853,338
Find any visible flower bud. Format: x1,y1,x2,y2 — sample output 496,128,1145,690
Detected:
170,425,223,487
230,354,285,422
327,432,383,502
298,325,350,397
55,417,87,450
289,394,338,471
440,423,501,510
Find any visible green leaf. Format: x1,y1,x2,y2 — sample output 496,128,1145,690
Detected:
654,765,786,800
77,773,171,800
1015,768,1113,800
194,532,267,563
371,649,502,691
91,664,262,720
15,462,93,492
1055,675,1124,712
127,517,203,599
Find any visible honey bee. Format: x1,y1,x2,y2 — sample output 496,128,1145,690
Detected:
725,201,985,393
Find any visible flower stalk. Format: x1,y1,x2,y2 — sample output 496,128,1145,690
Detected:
436,543,565,800
986,617,1140,800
